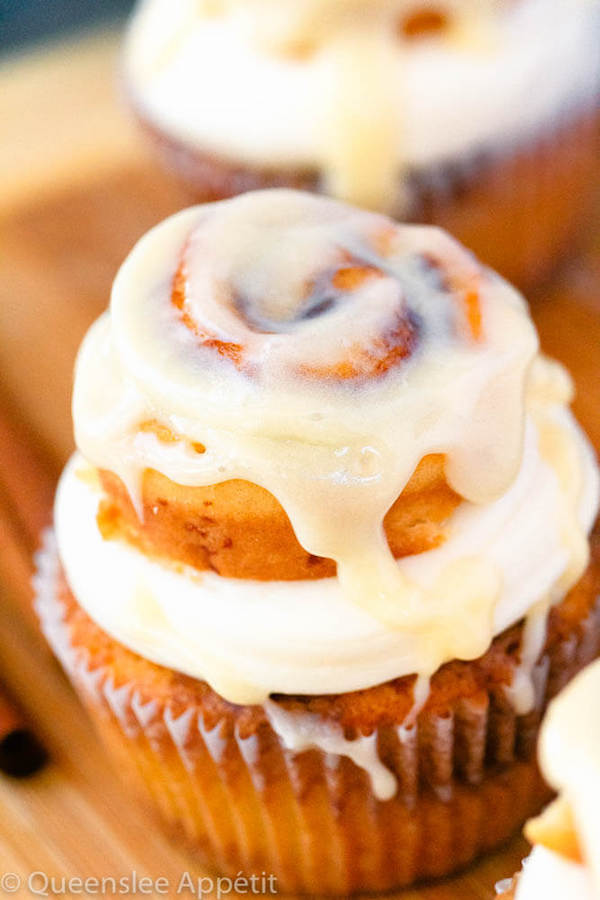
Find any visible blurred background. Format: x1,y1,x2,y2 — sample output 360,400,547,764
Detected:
0,0,133,51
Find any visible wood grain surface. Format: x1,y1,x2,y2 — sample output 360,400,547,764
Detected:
0,28,598,900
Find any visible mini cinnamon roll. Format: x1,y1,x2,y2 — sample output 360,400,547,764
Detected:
37,190,600,893
124,0,600,289
94,196,492,579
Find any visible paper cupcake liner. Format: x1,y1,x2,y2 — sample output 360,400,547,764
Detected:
496,875,518,898
135,99,599,291
34,532,600,894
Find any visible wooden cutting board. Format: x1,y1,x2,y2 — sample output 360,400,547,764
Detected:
0,28,599,900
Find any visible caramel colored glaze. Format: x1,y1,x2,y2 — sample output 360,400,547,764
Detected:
40,527,600,893
136,106,600,293
97,453,461,580
399,9,449,40
399,2,521,41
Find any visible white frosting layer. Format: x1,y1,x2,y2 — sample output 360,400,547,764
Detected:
515,847,597,900
125,0,600,208
55,398,598,704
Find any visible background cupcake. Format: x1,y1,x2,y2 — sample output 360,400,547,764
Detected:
36,190,600,893
497,658,600,900
124,0,600,289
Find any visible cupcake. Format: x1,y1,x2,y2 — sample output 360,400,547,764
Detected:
496,659,600,900
123,0,600,290
35,190,600,893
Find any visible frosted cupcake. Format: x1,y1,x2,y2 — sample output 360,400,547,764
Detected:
124,0,600,289
496,659,600,900
36,190,600,893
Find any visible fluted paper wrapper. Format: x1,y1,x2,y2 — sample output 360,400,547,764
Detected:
496,875,518,899
34,535,600,895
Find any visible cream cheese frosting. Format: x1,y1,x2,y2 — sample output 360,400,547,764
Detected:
60,190,599,707
514,846,597,900
513,660,600,899
125,0,600,210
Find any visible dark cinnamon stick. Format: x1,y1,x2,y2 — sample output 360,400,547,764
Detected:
0,682,47,777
